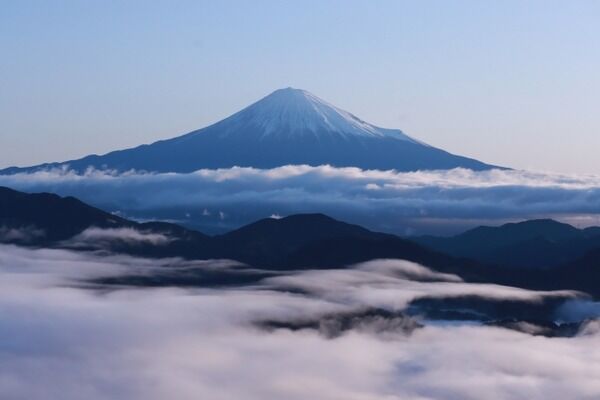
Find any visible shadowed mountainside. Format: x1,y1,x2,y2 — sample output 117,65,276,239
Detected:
415,219,600,269
2,186,600,297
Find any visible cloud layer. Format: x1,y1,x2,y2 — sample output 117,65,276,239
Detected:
1,244,599,400
2,165,600,234
0,225,45,243
65,227,172,248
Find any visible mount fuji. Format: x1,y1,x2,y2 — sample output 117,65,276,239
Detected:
2,88,498,174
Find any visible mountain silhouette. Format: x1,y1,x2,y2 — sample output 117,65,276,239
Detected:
1,88,498,174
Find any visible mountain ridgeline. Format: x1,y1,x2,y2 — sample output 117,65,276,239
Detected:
0,186,477,275
1,88,498,174
2,186,600,297
415,219,600,269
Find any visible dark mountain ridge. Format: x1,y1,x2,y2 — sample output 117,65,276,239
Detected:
415,219,600,269
0,186,489,278
2,186,600,297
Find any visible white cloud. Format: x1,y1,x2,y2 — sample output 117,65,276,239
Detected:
0,225,45,242
3,166,600,234
263,259,579,311
65,227,172,248
0,245,598,400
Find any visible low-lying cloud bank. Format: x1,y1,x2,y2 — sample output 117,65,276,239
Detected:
1,244,599,399
3,166,600,234
65,227,173,248
0,225,45,243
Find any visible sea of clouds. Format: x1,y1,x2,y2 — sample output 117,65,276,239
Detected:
2,165,600,235
1,244,600,400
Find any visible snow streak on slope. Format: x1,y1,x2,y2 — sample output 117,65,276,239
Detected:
185,87,423,142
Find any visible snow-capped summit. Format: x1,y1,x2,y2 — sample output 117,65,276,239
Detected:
203,87,419,142
1,88,499,174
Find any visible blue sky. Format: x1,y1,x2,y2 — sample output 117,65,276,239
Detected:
1,0,599,172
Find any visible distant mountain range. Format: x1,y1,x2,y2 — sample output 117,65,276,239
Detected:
0,186,476,276
415,219,600,269
1,88,499,174
3,186,600,297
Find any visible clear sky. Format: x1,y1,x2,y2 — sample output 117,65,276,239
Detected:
1,0,599,173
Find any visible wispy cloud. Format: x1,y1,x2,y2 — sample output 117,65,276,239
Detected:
0,225,45,243
65,227,173,248
3,166,600,234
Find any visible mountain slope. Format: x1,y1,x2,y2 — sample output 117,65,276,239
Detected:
0,187,480,275
0,186,130,244
0,186,211,252
1,88,498,174
415,219,600,268
211,213,484,275
213,213,380,265
4,186,600,296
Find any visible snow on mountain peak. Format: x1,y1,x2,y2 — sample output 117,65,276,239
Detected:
216,87,421,143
